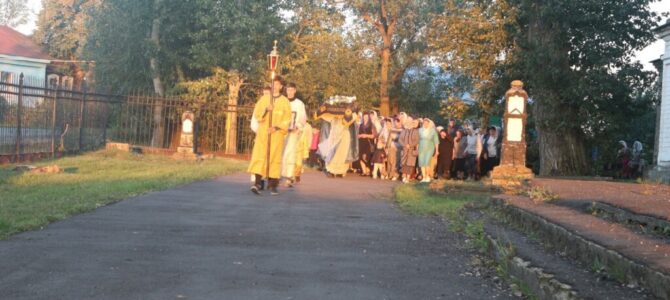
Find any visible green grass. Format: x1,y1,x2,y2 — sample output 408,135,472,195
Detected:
394,182,491,218
0,150,247,239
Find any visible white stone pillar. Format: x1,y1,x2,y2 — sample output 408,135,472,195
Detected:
656,21,670,167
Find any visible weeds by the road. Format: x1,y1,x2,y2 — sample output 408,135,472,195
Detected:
0,150,247,239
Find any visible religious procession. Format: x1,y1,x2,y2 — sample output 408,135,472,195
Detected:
247,75,504,196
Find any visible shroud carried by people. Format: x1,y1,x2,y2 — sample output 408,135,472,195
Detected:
315,96,360,176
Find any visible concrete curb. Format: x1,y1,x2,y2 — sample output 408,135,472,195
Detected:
491,197,670,300
477,221,580,300
589,201,670,237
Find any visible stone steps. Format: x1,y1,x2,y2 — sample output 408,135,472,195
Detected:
475,209,653,300
555,199,670,240
491,195,670,299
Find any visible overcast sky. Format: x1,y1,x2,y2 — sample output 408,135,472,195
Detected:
14,0,670,71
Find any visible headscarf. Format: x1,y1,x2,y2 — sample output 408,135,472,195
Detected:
632,141,643,154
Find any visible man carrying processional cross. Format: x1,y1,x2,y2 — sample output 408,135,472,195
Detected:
248,75,291,195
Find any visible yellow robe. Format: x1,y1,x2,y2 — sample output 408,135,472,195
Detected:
293,123,313,178
247,94,291,178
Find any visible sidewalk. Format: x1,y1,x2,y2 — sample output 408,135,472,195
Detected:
0,172,511,300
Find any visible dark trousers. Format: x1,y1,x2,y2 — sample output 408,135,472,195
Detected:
436,155,452,179
465,154,477,178
481,156,500,176
255,174,278,189
308,149,323,170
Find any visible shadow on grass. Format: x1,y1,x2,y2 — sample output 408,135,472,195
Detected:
63,167,78,174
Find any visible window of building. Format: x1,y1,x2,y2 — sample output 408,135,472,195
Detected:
47,74,60,89
0,71,14,83
61,76,73,90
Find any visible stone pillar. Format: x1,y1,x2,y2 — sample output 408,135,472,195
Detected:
649,20,670,182
177,111,195,155
491,80,534,186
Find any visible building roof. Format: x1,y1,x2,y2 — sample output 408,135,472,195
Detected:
655,19,670,36
0,26,51,61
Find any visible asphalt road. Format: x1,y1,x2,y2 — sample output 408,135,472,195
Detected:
0,172,512,300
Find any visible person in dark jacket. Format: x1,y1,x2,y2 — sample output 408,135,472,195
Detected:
436,129,454,179
480,126,502,177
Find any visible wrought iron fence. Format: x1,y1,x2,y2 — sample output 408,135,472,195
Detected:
109,86,258,156
0,73,263,160
0,74,121,158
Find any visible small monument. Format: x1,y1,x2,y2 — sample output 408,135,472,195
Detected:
175,111,196,158
491,80,534,186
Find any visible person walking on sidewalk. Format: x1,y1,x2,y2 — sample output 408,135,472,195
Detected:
248,76,291,195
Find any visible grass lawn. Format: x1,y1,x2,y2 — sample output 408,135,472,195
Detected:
394,180,497,221
0,150,247,239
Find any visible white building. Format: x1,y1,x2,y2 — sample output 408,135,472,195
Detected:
655,21,670,167
0,26,51,84
651,19,670,181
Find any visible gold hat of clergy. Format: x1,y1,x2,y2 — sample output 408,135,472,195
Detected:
511,80,524,88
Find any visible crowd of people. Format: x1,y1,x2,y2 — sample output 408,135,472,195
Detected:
616,140,646,179
309,111,503,183
246,76,504,196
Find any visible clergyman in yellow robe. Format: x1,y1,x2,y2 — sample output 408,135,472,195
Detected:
248,78,291,195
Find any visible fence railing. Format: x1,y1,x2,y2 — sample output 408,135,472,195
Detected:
0,74,122,158
0,73,263,160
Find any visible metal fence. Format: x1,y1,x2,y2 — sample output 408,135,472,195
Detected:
0,74,120,158
0,73,260,161
108,90,256,155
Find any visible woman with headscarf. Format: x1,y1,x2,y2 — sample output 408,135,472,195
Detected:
630,141,644,178
453,128,468,180
386,117,403,181
617,140,631,179
418,118,439,183
357,112,377,176
399,118,420,183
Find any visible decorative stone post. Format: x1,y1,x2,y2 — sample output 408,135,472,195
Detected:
177,111,195,155
491,80,534,185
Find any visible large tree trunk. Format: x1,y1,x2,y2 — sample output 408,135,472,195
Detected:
525,7,588,176
379,46,391,116
150,0,165,148
534,99,589,176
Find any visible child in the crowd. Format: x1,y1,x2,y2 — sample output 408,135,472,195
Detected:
308,121,322,170
371,137,387,179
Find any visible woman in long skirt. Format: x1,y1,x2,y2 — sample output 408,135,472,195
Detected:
357,112,376,176
418,119,439,183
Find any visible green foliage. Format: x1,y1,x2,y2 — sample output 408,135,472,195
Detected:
507,0,661,175
526,186,558,203
0,0,30,27
176,67,231,106
282,1,379,108
0,150,247,239
34,0,101,60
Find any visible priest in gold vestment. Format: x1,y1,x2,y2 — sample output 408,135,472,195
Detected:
248,76,291,195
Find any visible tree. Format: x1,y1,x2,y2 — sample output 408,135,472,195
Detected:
428,0,512,127
282,1,379,109
499,0,663,175
344,0,439,116
34,1,102,60
0,0,30,27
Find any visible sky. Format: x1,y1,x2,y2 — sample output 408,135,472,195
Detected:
14,0,670,71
